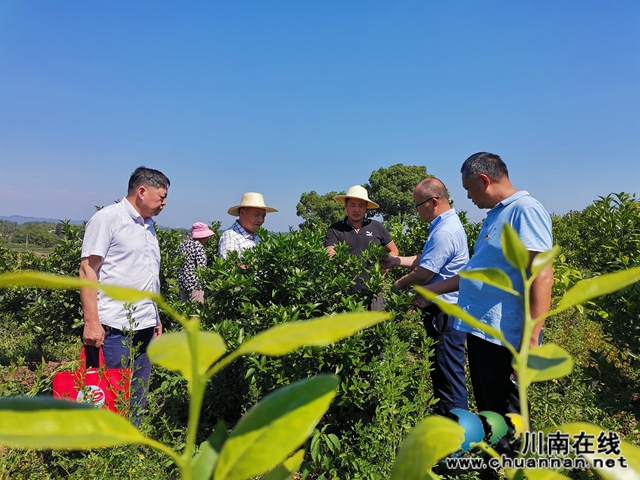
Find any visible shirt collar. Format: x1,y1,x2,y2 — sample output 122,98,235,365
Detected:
232,220,255,239
430,208,456,228
121,197,145,224
342,216,372,229
494,191,530,209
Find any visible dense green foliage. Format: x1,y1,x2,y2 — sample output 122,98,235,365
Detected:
0,192,639,478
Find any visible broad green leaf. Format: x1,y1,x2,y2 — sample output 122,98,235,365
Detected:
214,375,339,480
553,422,640,480
0,271,163,305
516,343,573,388
414,286,510,349
0,397,145,449
147,331,227,383
524,468,571,480
192,420,229,480
501,224,529,272
235,312,389,356
390,415,464,480
458,268,519,296
554,266,640,315
261,450,305,480
530,246,561,276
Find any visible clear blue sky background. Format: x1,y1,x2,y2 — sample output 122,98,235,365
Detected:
1,1,638,232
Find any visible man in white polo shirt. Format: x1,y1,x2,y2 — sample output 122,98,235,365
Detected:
79,166,170,424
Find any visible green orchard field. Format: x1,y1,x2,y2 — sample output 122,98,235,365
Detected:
0,193,638,479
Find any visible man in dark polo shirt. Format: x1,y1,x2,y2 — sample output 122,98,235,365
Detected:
325,185,399,310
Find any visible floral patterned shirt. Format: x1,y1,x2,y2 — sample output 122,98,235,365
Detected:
177,238,208,292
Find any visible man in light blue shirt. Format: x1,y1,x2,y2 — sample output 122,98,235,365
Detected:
421,152,554,457
381,177,469,418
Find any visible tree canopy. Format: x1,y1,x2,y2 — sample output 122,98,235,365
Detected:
366,164,431,221
295,190,346,229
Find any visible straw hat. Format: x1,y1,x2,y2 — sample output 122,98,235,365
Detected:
334,185,379,209
228,192,278,216
191,222,215,239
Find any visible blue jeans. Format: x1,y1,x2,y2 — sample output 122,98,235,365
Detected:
101,327,155,426
423,305,468,418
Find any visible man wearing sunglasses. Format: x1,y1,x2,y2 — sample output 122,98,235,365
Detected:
380,177,469,418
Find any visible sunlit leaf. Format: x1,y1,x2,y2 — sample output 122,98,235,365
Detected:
414,286,511,350
0,397,145,449
214,375,339,480
147,331,227,383
458,268,518,296
516,343,573,388
192,420,228,480
0,271,163,304
235,312,389,356
553,266,640,315
553,422,640,480
501,224,529,272
530,246,561,276
524,468,572,480
390,416,464,480
261,450,305,480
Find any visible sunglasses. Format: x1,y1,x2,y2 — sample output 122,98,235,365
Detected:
414,197,439,209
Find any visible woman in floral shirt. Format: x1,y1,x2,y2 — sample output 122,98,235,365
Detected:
178,222,215,302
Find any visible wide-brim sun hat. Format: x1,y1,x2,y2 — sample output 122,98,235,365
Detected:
191,222,215,239
228,192,278,217
334,185,379,209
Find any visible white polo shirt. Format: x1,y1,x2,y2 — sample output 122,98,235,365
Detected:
81,198,160,330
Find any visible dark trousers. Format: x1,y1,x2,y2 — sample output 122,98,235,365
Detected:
423,305,468,418
86,326,155,426
467,333,523,457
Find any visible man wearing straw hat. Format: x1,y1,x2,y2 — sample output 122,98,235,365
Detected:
219,192,278,259
325,185,399,310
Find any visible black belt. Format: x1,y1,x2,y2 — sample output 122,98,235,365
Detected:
102,325,126,335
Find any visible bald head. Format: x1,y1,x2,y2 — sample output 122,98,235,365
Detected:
415,178,450,204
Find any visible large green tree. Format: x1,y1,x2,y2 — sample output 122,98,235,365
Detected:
296,190,346,229
366,164,431,221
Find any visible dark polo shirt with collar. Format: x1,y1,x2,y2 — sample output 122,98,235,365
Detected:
325,217,393,255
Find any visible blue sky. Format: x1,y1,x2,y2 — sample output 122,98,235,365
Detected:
1,1,638,232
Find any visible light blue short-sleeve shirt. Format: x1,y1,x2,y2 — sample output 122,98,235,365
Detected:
455,191,552,348
419,209,469,304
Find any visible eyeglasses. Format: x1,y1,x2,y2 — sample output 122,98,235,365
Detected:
413,197,439,209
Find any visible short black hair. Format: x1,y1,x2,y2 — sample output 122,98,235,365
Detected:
460,152,509,180
128,167,170,194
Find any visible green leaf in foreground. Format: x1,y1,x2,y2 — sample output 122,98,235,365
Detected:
0,271,163,305
0,397,145,449
235,312,389,356
554,266,640,314
390,416,464,480
553,422,640,480
214,375,339,480
458,268,518,296
261,450,305,480
517,343,573,388
191,420,229,480
147,331,227,383
502,223,529,272
530,245,561,276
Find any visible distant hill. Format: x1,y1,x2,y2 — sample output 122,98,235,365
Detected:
0,215,182,230
0,215,85,225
